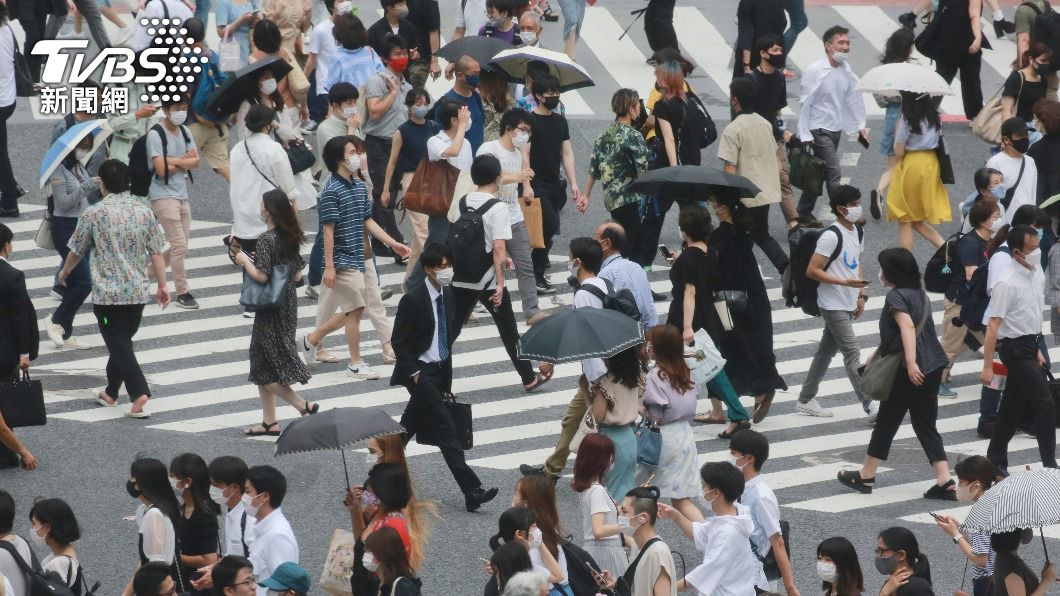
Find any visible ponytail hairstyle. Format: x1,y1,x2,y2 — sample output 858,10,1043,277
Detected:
488,506,536,551
624,485,661,525
878,527,931,583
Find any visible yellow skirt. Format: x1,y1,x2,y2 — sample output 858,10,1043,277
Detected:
886,150,953,224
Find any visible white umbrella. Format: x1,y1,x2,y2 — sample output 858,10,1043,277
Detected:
487,46,595,91
960,467,1060,560
856,62,954,98
39,119,112,189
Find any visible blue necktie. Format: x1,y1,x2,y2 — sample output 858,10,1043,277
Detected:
436,294,449,361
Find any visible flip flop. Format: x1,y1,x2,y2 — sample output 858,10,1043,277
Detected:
245,421,281,436
692,413,727,425
301,401,320,416
717,420,751,439
96,392,117,407
752,389,776,424
523,371,552,392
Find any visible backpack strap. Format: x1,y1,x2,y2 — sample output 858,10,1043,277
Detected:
473,198,502,215
577,281,608,302
822,225,846,270
178,124,195,185
240,511,250,558
1022,1,1043,15
149,123,169,185
0,540,40,581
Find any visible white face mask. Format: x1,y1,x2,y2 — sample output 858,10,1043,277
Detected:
726,453,748,470
617,515,638,536
170,477,182,491
698,489,718,510
528,526,543,549
989,217,1004,233
817,561,839,583
365,452,380,467
346,154,361,171
168,110,187,126
435,267,454,286
512,131,530,147
75,149,91,161
242,493,261,517
335,0,354,15
362,551,380,572
260,78,278,95
519,31,538,45
567,260,579,278
342,106,358,119
28,526,47,547
209,485,228,506
832,50,849,63
1023,248,1042,269
843,205,863,222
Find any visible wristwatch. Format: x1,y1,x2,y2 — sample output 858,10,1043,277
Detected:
952,534,963,544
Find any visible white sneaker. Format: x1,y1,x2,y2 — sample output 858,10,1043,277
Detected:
299,334,317,366
305,285,319,299
242,309,255,319
49,290,63,301
865,401,879,425
796,399,834,417
473,303,488,315
62,336,87,349
347,362,380,380
46,321,66,348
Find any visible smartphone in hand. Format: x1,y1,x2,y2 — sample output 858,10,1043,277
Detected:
658,244,674,260
857,132,870,149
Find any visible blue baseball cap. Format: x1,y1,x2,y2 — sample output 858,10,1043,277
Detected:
257,563,310,595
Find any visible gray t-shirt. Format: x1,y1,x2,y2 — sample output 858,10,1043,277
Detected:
361,71,412,138
146,124,196,200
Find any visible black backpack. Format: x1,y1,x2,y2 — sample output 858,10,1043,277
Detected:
559,540,604,596
0,541,88,596
678,93,717,157
783,224,863,317
129,123,195,197
447,196,503,284
577,278,642,321
960,246,1009,332
1021,1,1060,71
924,232,962,293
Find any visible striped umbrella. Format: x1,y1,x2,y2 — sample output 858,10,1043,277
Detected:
960,467,1060,560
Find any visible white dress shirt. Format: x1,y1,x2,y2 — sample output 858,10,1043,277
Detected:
985,259,1045,338
229,133,300,239
419,282,444,364
223,502,256,557
797,58,866,142
249,509,299,596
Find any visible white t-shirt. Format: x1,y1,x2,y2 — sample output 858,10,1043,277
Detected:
476,140,525,225
580,483,622,546
741,476,782,590
0,535,32,596
427,131,474,171
575,277,608,381
0,26,16,108
41,554,79,589
133,0,194,52
985,152,1038,224
814,224,863,311
529,543,570,586
309,20,337,97
455,0,489,35
452,191,512,291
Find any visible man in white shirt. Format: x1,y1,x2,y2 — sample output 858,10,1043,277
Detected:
304,0,350,124
133,0,194,52
450,155,550,391
477,109,543,324
980,225,1057,473
451,0,488,40
796,186,876,421
243,466,298,596
796,26,867,227
208,457,256,559
521,237,607,481
986,119,1038,224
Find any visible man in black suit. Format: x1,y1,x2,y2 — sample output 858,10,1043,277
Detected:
0,222,40,469
390,242,498,512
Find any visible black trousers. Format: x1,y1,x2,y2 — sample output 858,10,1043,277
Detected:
0,104,18,210
747,204,788,275
93,304,150,400
365,135,404,254
637,194,694,267
453,285,535,385
935,51,984,120
644,0,678,52
609,202,641,262
531,180,566,281
867,367,948,463
988,335,1058,471
15,0,49,83
399,361,481,494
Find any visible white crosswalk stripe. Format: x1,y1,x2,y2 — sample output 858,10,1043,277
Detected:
6,4,1012,124
12,208,1053,525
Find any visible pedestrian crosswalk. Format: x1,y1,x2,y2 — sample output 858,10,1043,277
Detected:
7,3,1017,123
11,205,1053,526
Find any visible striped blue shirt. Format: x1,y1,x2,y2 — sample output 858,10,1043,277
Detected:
318,174,372,272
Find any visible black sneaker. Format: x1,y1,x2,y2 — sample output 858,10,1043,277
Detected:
651,290,667,302
520,464,545,476
924,479,958,501
898,11,917,29
993,18,1015,38
464,486,499,512
536,278,556,295
0,208,19,218
870,189,882,220
541,1,559,21
175,293,200,309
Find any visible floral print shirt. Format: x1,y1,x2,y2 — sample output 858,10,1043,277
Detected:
68,192,166,305
589,122,650,211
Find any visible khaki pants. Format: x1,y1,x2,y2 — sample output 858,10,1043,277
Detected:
543,382,589,478
940,298,984,382
777,140,797,223
188,121,230,171
151,198,192,295
402,172,429,278
362,256,393,346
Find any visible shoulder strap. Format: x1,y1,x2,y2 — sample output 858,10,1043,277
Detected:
1023,1,1043,15
578,281,608,302
179,125,194,184
244,140,279,189
149,123,170,185
915,292,931,334
240,511,249,558
0,540,38,577
823,225,845,270
474,198,502,215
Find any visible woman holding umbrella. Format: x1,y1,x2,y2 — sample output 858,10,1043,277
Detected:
885,91,951,251
991,530,1055,596
232,189,316,437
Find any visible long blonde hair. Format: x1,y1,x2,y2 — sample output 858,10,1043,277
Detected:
370,437,440,570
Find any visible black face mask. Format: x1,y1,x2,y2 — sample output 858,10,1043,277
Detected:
633,98,648,129
1036,63,1051,77
767,54,785,69
126,480,141,499
1011,137,1031,154
542,96,560,111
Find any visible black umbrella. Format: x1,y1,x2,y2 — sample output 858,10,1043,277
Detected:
517,308,644,363
630,166,760,202
435,36,513,67
205,56,293,119
274,407,404,487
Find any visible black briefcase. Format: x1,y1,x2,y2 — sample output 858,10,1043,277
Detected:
0,370,47,428
418,393,473,450
1047,371,1060,428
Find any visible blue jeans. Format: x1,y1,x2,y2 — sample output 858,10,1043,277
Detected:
308,73,328,123
51,216,92,337
194,0,211,26
783,0,808,59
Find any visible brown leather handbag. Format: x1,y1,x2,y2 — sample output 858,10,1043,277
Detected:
402,158,460,217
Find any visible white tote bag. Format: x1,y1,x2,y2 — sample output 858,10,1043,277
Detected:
685,329,726,386
219,34,242,73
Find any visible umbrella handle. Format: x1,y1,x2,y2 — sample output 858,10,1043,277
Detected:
341,449,351,490
1042,528,1050,564
618,8,646,41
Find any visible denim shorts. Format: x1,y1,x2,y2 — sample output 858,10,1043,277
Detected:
558,0,585,39
879,103,901,156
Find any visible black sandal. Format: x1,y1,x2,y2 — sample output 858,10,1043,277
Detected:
718,420,751,439
523,371,551,392
837,469,875,494
245,421,280,437
301,401,319,416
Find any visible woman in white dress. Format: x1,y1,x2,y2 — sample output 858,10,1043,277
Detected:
571,433,629,577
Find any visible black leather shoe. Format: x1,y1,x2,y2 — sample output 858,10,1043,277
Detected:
0,208,19,218
519,464,545,476
465,486,499,512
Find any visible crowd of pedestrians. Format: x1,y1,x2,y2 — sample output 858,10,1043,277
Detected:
1,0,1060,594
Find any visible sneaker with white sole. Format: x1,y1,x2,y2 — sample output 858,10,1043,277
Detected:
473,303,488,315
46,321,65,349
305,285,319,299
242,309,255,319
796,399,834,417
49,289,64,301
347,362,380,380
937,383,957,398
175,293,199,309
62,336,87,349
865,400,879,425
300,334,317,366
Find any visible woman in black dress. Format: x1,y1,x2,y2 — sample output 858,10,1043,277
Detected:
169,453,220,594
234,189,317,437
991,529,1055,596
666,206,752,438
705,193,786,423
